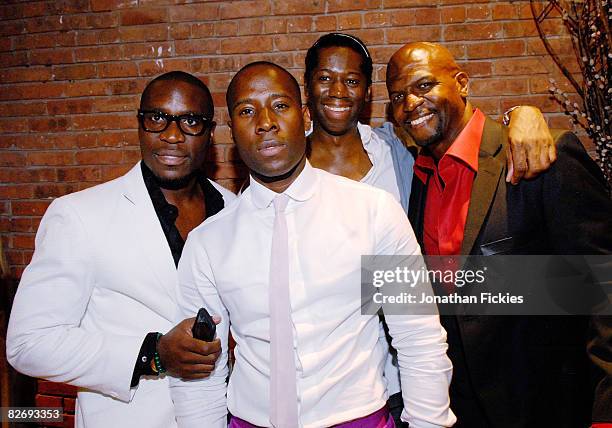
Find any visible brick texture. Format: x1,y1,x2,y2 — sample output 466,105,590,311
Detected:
0,0,584,421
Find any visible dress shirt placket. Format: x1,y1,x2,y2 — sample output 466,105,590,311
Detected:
269,194,299,428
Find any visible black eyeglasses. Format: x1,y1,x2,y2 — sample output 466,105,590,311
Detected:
137,110,214,136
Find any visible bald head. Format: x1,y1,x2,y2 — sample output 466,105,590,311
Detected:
386,42,461,87
226,61,302,113
141,71,213,117
384,41,472,159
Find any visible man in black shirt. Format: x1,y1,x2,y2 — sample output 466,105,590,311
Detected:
7,71,235,428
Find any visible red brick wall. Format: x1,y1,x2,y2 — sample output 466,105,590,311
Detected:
0,0,581,422
0,0,583,277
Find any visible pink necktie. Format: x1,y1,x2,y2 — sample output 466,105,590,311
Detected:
269,194,299,428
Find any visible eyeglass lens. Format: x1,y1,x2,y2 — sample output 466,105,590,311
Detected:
141,112,207,135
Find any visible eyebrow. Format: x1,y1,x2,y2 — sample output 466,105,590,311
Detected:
316,67,363,75
141,108,207,116
232,93,296,109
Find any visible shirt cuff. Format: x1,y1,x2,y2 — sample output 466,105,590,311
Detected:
130,332,159,387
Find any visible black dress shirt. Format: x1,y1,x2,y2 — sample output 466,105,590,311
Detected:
141,162,225,266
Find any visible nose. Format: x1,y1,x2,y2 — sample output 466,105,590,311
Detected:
160,119,185,144
256,107,278,134
329,77,348,98
404,93,424,112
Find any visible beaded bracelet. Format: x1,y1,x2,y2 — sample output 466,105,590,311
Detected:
153,332,167,374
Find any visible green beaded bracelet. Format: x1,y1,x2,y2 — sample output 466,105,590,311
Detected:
154,333,167,374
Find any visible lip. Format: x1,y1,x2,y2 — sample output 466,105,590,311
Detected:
154,152,188,166
257,140,286,157
405,112,435,128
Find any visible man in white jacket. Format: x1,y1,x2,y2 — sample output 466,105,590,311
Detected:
7,71,234,428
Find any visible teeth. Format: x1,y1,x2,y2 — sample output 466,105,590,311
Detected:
409,113,434,126
324,106,350,112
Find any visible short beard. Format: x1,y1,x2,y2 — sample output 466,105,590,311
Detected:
409,118,445,148
153,171,198,190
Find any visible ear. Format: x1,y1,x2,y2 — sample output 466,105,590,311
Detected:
302,105,311,132
302,104,310,122
456,71,469,98
209,121,216,142
366,85,372,102
227,120,233,141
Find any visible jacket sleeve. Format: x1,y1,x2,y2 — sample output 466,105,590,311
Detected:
6,197,143,402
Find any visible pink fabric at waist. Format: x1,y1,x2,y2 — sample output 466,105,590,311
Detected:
229,406,394,428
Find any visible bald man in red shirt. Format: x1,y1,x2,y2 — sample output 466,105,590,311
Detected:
386,42,612,428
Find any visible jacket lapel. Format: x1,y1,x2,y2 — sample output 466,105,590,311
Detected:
120,163,178,302
408,172,428,248
460,118,506,254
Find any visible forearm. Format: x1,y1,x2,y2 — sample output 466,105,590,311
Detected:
170,354,228,428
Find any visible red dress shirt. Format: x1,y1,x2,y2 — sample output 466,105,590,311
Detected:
414,109,486,256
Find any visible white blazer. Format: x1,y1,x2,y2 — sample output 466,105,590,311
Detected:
7,163,235,428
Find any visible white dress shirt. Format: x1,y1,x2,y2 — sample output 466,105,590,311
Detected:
358,122,401,202
355,122,403,397
171,161,454,428
305,122,405,397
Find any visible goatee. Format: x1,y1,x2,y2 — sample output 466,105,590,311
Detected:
154,171,198,190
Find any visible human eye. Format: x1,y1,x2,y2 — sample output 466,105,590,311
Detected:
391,93,404,104
417,81,436,91
317,74,331,82
238,107,254,117
346,77,360,86
274,102,289,111
148,112,166,123
181,115,201,127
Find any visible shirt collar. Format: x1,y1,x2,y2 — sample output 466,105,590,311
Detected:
357,122,373,147
140,161,225,220
415,108,485,175
444,108,484,172
249,159,318,209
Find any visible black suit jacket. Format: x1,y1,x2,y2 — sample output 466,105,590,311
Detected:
408,118,612,428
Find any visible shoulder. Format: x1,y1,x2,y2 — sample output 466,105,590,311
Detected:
49,164,137,214
551,129,584,149
549,129,609,188
315,167,397,205
372,121,394,140
372,122,415,165
188,190,243,239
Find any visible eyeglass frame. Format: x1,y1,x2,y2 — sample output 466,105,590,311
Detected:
137,109,215,136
